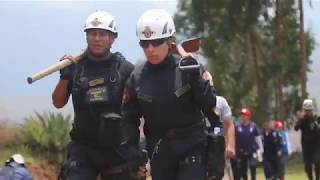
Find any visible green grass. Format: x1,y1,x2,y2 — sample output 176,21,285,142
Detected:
256,153,306,180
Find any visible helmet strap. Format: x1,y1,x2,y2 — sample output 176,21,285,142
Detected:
167,36,176,54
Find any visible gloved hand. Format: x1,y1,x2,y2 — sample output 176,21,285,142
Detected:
179,57,201,77
59,54,75,80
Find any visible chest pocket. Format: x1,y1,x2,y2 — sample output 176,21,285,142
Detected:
85,77,109,104
72,60,121,106
135,68,156,120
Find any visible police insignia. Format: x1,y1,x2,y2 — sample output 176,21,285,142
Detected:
142,26,154,38
174,84,191,97
137,93,152,103
86,86,107,102
91,17,102,27
89,78,104,87
122,88,130,104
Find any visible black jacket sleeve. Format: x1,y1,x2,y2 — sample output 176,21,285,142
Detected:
189,72,216,112
122,73,143,146
187,67,216,125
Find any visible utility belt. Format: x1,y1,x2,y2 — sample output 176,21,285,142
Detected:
149,122,205,163
164,122,204,140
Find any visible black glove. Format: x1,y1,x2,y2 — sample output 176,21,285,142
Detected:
60,63,75,80
59,55,75,80
179,57,201,79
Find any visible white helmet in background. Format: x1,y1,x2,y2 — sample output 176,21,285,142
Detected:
303,99,314,110
136,9,176,40
84,11,117,35
11,154,25,164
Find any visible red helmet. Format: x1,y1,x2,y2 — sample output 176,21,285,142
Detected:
274,120,283,129
240,108,252,116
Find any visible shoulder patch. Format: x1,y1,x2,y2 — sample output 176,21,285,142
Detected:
122,88,130,104
137,92,152,103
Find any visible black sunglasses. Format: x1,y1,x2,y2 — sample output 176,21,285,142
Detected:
139,38,166,48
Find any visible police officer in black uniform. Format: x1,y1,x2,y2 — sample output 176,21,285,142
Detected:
123,9,215,180
52,11,144,180
294,99,320,180
122,9,216,180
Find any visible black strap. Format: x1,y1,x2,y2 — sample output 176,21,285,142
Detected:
102,163,130,175
165,122,204,139
174,62,183,93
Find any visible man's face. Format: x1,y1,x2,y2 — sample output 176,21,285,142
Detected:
304,109,313,118
240,114,250,124
86,29,115,57
263,121,272,132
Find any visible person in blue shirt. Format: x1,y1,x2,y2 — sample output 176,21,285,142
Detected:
0,154,33,180
274,120,291,180
231,108,261,180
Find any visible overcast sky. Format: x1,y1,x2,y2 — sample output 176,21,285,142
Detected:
0,0,319,122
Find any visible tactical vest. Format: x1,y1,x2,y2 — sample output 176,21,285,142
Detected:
70,52,128,148
133,55,204,138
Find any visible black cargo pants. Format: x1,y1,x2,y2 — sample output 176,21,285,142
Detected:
58,141,132,180
207,134,225,180
231,153,257,180
303,143,320,180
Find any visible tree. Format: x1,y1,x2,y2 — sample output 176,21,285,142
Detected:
174,0,315,125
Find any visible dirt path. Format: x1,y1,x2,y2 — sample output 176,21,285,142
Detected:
27,163,58,180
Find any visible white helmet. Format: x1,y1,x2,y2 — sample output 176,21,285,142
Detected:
84,11,117,35
303,99,314,110
136,9,175,40
11,154,25,164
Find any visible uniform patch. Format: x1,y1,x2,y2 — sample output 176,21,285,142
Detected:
86,86,107,102
89,78,105,87
174,84,191,98
137,93,152,103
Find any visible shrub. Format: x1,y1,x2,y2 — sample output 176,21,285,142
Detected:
23,111,71,153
